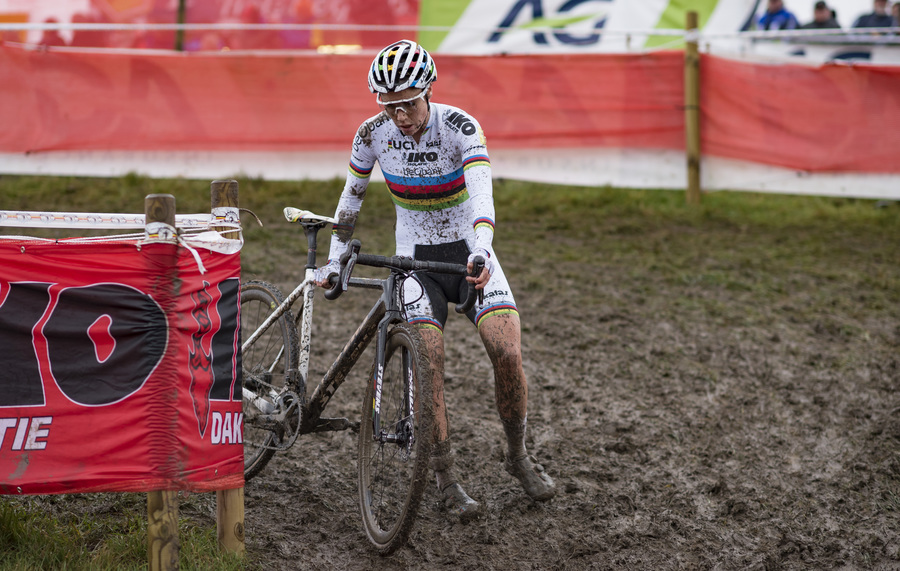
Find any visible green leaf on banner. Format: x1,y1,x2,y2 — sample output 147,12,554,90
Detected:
419,0,475,52
645,0,719,49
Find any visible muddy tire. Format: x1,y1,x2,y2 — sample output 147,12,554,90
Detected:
240,280,302,481
357,323,434,555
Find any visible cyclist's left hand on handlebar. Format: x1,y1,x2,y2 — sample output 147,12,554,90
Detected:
466,248,494,289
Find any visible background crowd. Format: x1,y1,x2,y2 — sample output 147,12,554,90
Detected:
755,0,899,31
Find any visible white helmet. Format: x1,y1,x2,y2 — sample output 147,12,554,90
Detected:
368,39,437,94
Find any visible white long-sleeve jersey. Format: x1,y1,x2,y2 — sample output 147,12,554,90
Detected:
325,102,496,263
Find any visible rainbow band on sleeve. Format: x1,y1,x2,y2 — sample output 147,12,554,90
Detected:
332,222,354,236
475,303,518,328
349,160,373,179
473,216,494,233
409,316,443,333
463,155,490,172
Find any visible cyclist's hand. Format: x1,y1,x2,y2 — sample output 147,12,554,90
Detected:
314,260,340,288
466,248,494,290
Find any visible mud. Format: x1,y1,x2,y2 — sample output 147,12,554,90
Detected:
240,226,900,571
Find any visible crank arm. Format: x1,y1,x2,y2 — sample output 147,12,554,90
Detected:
313,417,361,433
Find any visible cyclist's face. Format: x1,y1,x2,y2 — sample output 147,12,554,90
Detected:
379,86,431,137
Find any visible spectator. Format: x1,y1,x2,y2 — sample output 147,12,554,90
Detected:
38,18,67,47
801,1,841,29
852,0,894,28
758,0,800,30
892,2,900,25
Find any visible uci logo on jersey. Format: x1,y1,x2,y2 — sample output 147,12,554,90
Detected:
388,139,416,150
444,111,477,136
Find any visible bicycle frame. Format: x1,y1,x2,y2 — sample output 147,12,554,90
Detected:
241,208,484,554
241,220,408,439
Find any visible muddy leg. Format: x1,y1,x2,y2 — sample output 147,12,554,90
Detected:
416,326,481,520
480,313,555,501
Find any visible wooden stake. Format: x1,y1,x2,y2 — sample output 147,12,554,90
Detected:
210,180,240,240
145,194,177,240
147,490,179,571
684,11,702,205
217,488,246,554
209,180,245,555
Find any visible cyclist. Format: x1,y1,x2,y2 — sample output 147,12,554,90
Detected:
316,39,555,519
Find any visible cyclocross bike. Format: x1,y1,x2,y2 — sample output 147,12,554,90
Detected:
239,207,484,554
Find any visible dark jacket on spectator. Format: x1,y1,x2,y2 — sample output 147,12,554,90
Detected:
852,13,894,28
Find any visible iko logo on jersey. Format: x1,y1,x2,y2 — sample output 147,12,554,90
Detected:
444,111,477,136
406,151,439,164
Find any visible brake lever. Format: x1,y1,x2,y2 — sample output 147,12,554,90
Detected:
323,239,361,301
454,256,485,314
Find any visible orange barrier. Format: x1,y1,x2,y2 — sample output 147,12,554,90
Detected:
0,45,684,154
701,54,900,174
1,44,898,173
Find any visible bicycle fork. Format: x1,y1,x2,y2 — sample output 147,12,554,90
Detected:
369,279,415,455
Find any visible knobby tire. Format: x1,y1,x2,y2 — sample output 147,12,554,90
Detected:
357,323,435,555
240,280,302,481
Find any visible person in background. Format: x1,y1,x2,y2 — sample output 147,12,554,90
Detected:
892,1,900,24
757,0,800,30
37,18,67,47
801,1,841,29
852,0,894,28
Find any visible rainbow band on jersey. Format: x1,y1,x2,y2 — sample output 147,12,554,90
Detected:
349,161,373,179
473,216,494,233
384,168,469,212
475,303,518,328
331,222,354,237
462,155,490,171
409,316,444,332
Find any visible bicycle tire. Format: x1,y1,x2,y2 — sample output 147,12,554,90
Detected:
240,280,302,481
357,323,435,555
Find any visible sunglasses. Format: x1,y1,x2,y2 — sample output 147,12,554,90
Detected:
376,89,428,116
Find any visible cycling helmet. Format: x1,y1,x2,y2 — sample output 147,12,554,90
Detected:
368,39,437,94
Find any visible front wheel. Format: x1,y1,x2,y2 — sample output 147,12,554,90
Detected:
240,280,302,481
358,323,435,555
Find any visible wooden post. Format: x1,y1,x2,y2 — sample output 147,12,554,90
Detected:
217,487,246,554
144,193,180,570
148,490,180,571
210,180,241,240
209,179,245,555
175,0,186,51
684,11,702,205
144,194,177,240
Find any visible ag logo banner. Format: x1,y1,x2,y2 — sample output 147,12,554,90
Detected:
418,0,757,54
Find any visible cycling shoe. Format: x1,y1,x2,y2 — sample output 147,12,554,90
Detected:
504,454,556,501
441,483,482,523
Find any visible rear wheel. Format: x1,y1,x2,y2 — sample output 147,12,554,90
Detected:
240,280,302,481
358,323,434,555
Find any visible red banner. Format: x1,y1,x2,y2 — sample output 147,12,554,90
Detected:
0,44,898,173
701,54,900,173
0,239,243,495
0,45,684,154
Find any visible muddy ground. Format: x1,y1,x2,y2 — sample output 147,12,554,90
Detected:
234,206,900,571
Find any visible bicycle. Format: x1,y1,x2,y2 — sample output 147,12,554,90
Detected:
239,207,484,554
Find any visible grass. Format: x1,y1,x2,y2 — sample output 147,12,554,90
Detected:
0,493,243,570
0,173,898,568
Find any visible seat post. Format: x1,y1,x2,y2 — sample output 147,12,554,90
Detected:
302,222,325,270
